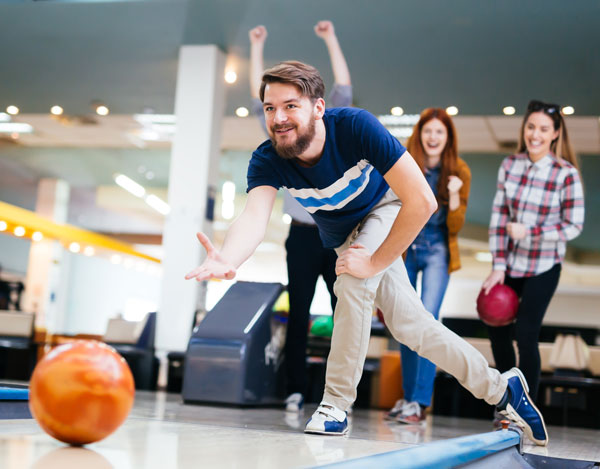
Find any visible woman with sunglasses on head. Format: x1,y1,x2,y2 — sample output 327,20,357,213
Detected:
386,108,471,424
482,100,585,405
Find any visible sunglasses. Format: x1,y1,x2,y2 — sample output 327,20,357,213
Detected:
527,100,560,115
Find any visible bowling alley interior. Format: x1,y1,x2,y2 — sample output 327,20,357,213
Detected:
1,1,600,468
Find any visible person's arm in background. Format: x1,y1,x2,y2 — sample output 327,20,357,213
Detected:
314,20,352,107
249,25,269,134
185,186,277,281
447,159,471,230
482,162,511,293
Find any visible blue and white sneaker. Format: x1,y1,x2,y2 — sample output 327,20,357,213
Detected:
285,393,304,413
304,402,348,435
499,368,548,446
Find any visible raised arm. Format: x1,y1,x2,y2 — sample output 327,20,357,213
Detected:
314,20,351,86
185,185,277,281
249,25,268,99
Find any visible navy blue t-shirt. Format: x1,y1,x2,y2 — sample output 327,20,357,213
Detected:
246,108,406,248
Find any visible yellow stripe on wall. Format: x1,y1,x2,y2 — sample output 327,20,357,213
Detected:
0,200,160,263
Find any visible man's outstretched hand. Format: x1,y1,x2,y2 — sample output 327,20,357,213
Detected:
184,232,237,282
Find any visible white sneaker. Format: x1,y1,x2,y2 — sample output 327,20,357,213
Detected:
385,398,407,420
304,402,348,435
285,393,304,413
396,401,426,425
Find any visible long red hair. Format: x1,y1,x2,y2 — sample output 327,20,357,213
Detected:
406,108,458,205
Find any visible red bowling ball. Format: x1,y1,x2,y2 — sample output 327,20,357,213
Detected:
476,284,519,327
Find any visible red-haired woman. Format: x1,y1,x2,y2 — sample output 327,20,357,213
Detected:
482,100,584,403
386,108,471,424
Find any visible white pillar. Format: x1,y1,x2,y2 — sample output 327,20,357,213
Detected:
157,45,225,352
23,178,71,334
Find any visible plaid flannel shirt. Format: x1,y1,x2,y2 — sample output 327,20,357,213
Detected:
489,153,584,277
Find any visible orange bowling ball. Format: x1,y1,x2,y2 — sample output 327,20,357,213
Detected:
29,340,135,445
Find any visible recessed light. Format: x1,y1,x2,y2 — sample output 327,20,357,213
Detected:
6,105,19,115
50,105,64,116
224,71,237,84
235,107,249,117
14,226,26,237
446,106,459,116
390,106,404,116
502,106,516,116
0,221,7,231
83,246,95,256
69,242,81,253
562,106,574,115
96,105,109,116
32,231,43,242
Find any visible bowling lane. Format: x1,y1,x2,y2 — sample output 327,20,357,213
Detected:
1,391,599,468
0,416,409,468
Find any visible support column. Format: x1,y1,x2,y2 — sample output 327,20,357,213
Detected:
23,178,70,334
157,45,225,352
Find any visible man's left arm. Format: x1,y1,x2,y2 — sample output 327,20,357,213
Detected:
336,152,437,278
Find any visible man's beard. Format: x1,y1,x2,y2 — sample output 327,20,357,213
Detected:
270,118,316,160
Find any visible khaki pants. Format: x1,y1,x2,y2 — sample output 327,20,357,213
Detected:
323,190,507,411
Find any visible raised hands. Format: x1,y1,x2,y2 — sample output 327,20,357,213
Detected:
249,25,268,45
447,175,463,193
184,232,237,282
314,20,335,40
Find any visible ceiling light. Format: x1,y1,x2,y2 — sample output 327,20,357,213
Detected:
224,71,237,84
6,105,19,115
235,107,249,117
114,173,145,198
96,105,109,116
282,214,292,225
145,171,154,180
83,246,95,256
145,194,170,215
390,106,404,116
0,221,7,231
0,123,33,134
502,106,516,116
446,106,459,116
221,200,234,220
14,226,25,237
69,242,81,253
50,105,64,116
133,114,176,125
561,106,574,115
32,231,43,242
222,181,236,201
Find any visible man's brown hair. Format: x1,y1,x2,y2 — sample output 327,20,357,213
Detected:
259,61,325,102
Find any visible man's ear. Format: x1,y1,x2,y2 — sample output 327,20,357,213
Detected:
314,97,326,119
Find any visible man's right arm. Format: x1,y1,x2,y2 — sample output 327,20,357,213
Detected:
220,185,277,267
185,186,277,281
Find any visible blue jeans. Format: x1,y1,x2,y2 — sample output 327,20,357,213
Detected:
400,235,450,407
